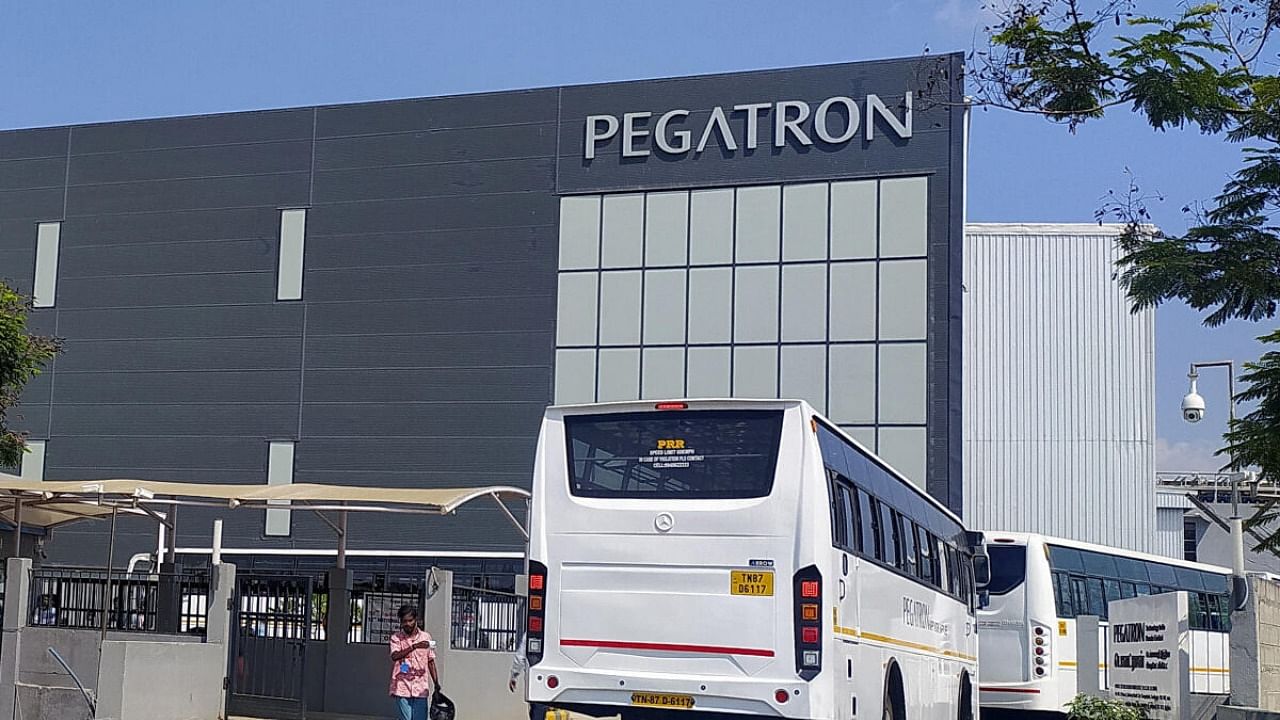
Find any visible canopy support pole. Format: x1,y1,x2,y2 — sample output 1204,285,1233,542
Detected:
337,508,348,570
12,494,23,559
490,492,528,541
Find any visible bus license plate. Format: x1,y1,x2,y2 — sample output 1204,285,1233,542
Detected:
730,570,774,596
631,692,696,709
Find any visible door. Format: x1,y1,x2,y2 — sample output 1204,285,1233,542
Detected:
227,574,314,720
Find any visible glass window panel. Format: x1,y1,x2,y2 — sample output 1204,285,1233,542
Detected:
1082,551,1119,578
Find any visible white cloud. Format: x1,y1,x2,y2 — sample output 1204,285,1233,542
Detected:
1155,436,1225,472
933,0,996,32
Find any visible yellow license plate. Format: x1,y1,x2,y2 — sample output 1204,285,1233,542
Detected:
631,692,696,709
730,570,774,596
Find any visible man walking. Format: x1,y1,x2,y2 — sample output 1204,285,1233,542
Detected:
389,605,440,720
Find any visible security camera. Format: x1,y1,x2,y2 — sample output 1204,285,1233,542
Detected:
1182,388,1206,423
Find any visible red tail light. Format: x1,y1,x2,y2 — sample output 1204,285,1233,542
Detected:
655,402,688,410
526,561,548,667
775,690,790,704
793,566,823,680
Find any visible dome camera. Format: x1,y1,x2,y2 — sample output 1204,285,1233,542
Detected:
1182,371,1206,423
1182,392,1205,423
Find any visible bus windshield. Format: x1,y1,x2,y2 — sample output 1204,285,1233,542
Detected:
564,409,784,499
985,544,1027,595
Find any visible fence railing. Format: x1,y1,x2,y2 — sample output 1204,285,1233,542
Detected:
349,589,422,644
450,585,524,652
28,567,210,634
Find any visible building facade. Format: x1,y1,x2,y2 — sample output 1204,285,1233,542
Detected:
0,56,968,568
962,223,1157,552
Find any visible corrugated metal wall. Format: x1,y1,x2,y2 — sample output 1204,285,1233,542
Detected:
962,223,1156,552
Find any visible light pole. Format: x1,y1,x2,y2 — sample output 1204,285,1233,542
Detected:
1182,360,1249,609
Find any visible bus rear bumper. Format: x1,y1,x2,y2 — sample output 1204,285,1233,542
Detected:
527,665,813,718
978,682,1061,714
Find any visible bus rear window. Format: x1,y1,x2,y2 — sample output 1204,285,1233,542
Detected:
985,545,1027,595
564,410,784,499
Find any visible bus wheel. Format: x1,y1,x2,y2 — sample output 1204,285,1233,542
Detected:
958,672,974,720
883,663,905,720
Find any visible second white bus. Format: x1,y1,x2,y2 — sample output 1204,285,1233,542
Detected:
977,532,1233,717
525,399,987,720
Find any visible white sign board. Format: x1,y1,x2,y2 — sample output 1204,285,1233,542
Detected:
1107,592,1190,720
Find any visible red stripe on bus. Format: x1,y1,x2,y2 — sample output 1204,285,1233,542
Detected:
979,687,1042,694
560,638,775,658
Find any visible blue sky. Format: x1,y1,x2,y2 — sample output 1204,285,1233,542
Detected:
0,0,1265,470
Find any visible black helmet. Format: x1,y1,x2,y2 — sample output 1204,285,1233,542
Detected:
430,690,455,720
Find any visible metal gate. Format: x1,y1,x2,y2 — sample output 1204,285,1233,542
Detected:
227,574,316,720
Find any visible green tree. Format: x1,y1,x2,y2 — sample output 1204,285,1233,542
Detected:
0,281,60,469
969,0,1280,546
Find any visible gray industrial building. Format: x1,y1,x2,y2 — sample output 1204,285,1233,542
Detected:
0,55,968,573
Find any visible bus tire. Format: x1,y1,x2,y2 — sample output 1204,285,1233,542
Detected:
883,662,906,720
957,671,974,720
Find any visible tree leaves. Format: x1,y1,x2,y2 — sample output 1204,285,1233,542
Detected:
0,282,61,469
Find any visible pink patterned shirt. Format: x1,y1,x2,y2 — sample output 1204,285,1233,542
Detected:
389,629,436,698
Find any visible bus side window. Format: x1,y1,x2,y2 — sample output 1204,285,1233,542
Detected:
1086,578,1106,619
845,483,863,554
896,513,916,573
880,503,900,568
1071,577,1088,618
856,489,875,556
1052,572,1073,617
1120,582,1136,599
824,468,844,545
868,497,886,562
915,526,934,585
1103,578,1122,605
828,473,850,550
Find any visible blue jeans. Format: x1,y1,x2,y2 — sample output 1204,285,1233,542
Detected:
394,696,429,720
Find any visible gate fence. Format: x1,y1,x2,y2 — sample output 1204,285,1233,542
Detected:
28,566,209,634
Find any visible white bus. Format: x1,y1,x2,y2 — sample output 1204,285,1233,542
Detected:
525,399,986,720
977,532,1233,716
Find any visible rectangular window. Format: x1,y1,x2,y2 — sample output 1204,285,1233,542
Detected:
277,208,307,301
565,410,783,499
848,485,863,554
1184,520,1199,562
1086,578,1107,618
19,440,46,481
33,222,60,308
265,440,295,537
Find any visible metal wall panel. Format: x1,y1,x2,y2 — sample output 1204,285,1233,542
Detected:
962,224,1157,552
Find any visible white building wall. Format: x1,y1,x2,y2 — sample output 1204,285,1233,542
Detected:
963,223,1156,552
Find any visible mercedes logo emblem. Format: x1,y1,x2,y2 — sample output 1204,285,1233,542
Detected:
654,512,675,533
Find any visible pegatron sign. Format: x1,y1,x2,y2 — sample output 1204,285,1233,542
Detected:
584,92,913,160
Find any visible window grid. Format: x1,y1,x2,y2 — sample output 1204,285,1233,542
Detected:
555,178,930,477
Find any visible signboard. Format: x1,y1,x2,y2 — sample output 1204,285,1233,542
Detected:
1107,592,1190,720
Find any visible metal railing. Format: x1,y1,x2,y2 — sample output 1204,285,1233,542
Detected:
28,567,209,634
450,585,524,652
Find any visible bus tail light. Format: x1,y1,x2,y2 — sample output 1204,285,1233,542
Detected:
775,689,790,704
793,565,822,680
1030,622,1050,678
526,560,548,666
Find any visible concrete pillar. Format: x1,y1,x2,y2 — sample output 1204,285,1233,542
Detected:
206,563,236,648
1077,615,1101,697
155,562,180,634
321,567,353,714
1,557,33,720
206,563,236,720
424,569,453,658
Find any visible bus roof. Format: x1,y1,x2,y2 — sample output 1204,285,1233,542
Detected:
983,530,1232,575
